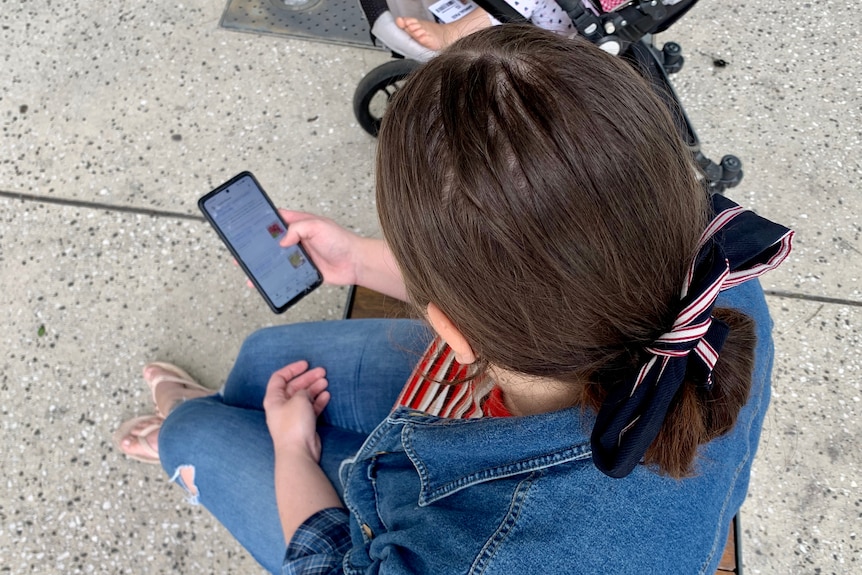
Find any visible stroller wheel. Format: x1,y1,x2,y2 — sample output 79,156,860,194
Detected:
661,42,684,74
353,59,422,137
719,155,743,188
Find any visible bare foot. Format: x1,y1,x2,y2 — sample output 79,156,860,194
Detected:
114,414,162,464
143,363,211,418
396,16,450,51
396,9,493,52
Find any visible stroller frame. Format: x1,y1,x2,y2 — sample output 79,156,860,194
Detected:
353,0,743,194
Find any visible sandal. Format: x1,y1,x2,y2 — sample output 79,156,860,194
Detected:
143,362,212,418
113,414,163,464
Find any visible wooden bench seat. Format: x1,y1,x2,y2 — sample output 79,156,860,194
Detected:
343,285,742,575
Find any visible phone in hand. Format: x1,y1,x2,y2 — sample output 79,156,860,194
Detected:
198,171,322,314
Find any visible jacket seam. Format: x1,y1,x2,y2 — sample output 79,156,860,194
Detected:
468,472,537,575
342,420,398,544
401,423,590,505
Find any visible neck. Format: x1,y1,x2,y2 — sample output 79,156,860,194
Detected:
489,365,582,416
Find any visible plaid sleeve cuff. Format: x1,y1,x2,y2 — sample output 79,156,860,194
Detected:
282,507,351,575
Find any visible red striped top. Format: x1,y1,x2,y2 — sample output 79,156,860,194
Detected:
395,338,512,418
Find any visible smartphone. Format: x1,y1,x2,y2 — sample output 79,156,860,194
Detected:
198,171,322,314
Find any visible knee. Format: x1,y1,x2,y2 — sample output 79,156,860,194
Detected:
166,464,199,504
158,399,218,503
158,397,215,474
237,324,292,358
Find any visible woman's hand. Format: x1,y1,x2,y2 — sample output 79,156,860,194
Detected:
278,209,409,301
262,360,330,461
264,361,344,545
278,210,365,287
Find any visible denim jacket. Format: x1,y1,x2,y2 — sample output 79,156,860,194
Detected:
284,280,774,575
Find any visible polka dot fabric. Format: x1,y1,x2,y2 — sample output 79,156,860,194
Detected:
509,0,574,33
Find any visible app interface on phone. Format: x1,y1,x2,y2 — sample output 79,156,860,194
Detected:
204,176,319,308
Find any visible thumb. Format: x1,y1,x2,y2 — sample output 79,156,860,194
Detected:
278,209,316,225
279,220,307,248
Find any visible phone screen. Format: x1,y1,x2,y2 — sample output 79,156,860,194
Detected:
199,172,322,313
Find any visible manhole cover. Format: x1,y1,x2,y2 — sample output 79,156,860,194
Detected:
220,0,382,49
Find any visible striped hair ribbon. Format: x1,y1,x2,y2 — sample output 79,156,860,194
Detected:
590,194,794,478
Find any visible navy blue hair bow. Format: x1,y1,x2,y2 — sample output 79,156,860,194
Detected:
591,194,794,478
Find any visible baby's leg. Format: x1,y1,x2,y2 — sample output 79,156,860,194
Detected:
524,0,574,35
396,0,573,52
396,8,495,51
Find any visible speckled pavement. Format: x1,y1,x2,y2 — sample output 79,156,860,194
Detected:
1,1,858,574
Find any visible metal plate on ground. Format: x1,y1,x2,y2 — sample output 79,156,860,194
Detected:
220,0,380,49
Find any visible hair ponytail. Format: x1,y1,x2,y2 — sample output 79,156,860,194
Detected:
643,308,756,478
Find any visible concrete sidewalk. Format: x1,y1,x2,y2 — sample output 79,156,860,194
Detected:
1,1,858,573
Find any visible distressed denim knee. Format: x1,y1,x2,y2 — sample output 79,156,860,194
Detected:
167,465,199,504
158,397,223,505
156,394,288,574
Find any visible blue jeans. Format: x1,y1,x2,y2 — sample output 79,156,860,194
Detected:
158,319,432,574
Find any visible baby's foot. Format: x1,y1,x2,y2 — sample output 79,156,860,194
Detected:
396,9,493,52
396,16,451,51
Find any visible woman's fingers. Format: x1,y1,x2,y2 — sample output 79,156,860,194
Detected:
277,209,315,224
278,211,318,248
266,361,328,401
312,390,331,416
279,220,307,248
262,359,331,431
305,376,328,396
270,360,310,383
285,368,327,395
264,361,310,406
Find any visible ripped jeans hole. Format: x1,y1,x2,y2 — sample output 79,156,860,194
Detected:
168,465,200,505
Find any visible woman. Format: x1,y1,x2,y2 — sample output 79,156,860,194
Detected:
115,25,792,574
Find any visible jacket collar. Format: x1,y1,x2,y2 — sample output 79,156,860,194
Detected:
389,406,594,505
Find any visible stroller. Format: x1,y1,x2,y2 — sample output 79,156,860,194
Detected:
352,0,743,194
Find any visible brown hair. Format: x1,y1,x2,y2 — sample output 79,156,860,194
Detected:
375,25,755,478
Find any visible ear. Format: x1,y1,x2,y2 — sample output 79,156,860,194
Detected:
426,303,477,365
